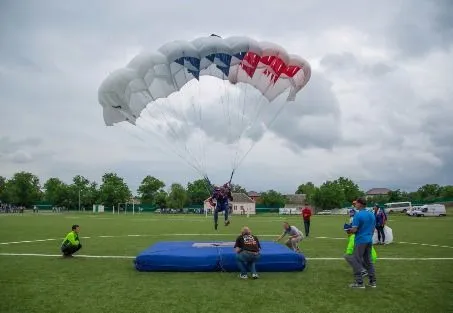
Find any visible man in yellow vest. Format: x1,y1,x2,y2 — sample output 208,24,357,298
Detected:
61,225,82,257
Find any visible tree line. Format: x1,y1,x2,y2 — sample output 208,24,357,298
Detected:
1,171,452,210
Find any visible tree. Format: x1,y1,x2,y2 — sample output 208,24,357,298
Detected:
335,177,363,203
440,185,453,198
417,184,442,201
260,190,286,207
387,189,403,202
231,184,247,194
137,176,165,204
4,171,42,207
43,178,68,207
154,190,168,209
295,182,316,203
98,173,132,209
0,176,6,202
312,180,346,210
67,175,95,210
167,183,188,209
187,179,211,204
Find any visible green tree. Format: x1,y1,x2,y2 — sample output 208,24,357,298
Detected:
154,190,168,209
43,178,69,207
231,184,247,194
260,190,286,207
335,177,363,203
167,183,188,209
440,185,453,198
417,184,442,201
387,189,403,202
4,171,42,207
312,180,346,210
67,175,94,210
295,182,316,204
137,176,166,204
98,173,132,209
187,179,211,204
0,175,6,202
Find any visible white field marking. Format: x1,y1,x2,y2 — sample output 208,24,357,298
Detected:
1,235,452,250
0,253,452,261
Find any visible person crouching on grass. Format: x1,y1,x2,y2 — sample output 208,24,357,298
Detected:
275,222,304,252
61,225,82,257
234,226,261,279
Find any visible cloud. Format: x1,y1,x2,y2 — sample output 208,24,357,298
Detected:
0,0,452,194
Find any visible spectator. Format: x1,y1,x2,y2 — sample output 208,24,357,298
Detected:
234,226,261,279
61,225,82,257
346,198,377,288
343,222,377,267
374,204,387,244
301,205,312,237
275,222,304,252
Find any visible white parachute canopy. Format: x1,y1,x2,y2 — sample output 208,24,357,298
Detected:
98,35,311,178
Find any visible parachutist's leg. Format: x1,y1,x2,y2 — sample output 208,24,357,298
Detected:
214,207,219,230
224,204,230,226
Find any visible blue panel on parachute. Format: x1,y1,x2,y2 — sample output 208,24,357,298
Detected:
174,56,201,80
134,241,306,272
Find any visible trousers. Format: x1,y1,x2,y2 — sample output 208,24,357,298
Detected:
344,242,376,284
236,251,260,275
61,244,82,256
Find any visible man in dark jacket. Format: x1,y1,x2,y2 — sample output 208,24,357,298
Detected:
234,226,261,279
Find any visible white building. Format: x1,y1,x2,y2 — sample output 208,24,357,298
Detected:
204,192,256,215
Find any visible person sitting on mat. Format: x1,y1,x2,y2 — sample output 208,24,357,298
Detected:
61,224,82,257
234,226,261,279
275,222,304,252
207,182,233,230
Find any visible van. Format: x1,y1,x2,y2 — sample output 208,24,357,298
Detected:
413,204,447,217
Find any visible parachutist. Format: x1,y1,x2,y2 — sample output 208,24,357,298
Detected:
207,182,233,230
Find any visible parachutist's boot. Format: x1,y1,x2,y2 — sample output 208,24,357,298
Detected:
225,220,230,226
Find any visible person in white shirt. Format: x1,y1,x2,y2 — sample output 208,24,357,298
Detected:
275,222,304,252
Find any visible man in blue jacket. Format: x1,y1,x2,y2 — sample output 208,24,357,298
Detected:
346,198,377,288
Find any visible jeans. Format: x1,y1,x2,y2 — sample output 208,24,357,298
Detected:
214,201,229,225
236,251,260,275
61,243,82,256
303,220,310,236
376,226,385,243
346,243,376,284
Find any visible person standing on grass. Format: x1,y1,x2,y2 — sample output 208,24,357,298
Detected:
346,198,377,289
275,222,304,252
374,204,387,244
301,204,312,237
343,223,377,266
234,226,261,279
61,225,82,257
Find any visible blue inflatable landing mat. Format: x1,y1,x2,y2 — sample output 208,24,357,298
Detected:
134,241,306,272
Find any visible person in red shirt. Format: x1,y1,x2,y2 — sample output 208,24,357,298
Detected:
301,205,312,237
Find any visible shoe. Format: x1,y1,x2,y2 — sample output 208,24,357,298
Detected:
349,282,365,289
252,274,259,279
214,224,218,230
368,282,377,288
239,274,248,279
225,220,230,226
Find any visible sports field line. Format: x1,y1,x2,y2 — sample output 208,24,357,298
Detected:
0,253,452,261
1,234,452,249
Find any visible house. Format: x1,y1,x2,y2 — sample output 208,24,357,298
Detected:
365,188,391,199
247,191,261,202
204,192,256,215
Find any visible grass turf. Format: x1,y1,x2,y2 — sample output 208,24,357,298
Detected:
0,212,452,313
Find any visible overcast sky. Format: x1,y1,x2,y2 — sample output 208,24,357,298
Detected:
1,0,452,194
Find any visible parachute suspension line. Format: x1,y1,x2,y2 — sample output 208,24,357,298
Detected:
141,103,206,178
235,98,289,171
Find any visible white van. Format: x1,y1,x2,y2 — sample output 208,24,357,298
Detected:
413,204,447,217
406,206,423,216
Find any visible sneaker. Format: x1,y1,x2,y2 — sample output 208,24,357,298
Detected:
349,282,365,289
239,274,248,279
225,220,230,226
252,274,259,279
368,282,377,288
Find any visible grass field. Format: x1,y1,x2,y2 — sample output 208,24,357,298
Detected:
1,212,453,313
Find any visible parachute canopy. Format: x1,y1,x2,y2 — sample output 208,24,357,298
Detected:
98,35,311,127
